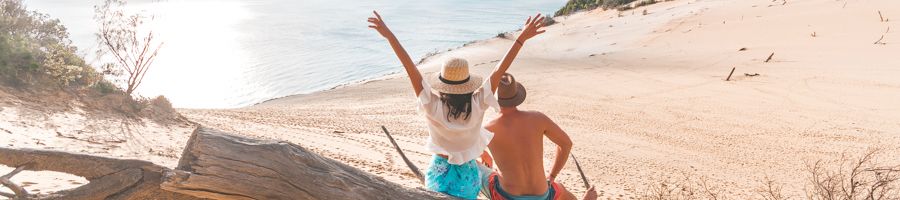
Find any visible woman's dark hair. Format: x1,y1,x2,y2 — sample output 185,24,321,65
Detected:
439,92,473,120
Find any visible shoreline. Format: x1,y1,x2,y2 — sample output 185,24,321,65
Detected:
250,31,511,108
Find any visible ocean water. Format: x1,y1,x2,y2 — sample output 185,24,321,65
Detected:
24,0,563,108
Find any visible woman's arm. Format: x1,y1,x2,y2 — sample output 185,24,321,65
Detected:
489,13,547,93
368,11,424,96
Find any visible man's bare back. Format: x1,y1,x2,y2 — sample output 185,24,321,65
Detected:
484,73,596,200
485,108,596,200
486,110,558,195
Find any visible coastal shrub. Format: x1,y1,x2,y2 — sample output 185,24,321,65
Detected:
543,16,557,26
603,0,639,10
554,0,665,16
0,0,94,88
92,79,120,95
1,0,182,122
554,0,603,17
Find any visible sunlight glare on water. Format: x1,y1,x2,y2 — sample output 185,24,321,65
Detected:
24,0,563,108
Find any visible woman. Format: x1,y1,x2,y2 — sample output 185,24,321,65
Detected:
367,11,545,199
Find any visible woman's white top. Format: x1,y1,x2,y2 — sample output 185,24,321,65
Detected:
417,79,499,165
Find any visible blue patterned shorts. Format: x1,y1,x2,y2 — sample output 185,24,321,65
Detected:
425,155,490,199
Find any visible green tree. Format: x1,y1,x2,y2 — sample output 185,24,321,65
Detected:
0,0,95,87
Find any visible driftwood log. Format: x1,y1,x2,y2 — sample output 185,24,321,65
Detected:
0,147,198,200
0,127,450,200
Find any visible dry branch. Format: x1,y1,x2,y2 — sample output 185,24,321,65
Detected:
765,52,775,62
571,154,591,189
874,35,886,45
726,67,736,81
0,163,32,198
0,147,196,200
381,126,425,184
880,11,885,22
0,191,15,198
756,176,785,200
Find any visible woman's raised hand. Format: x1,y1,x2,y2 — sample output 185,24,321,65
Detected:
517,13,547,43
367,11,394,39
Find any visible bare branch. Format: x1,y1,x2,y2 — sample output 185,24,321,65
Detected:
0,191,14,198
95,0,163,97
0,163,32,199
874,35,886,45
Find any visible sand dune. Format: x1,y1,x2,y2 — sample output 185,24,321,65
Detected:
181,0,900,198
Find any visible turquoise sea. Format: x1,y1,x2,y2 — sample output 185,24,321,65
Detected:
24,0,563,108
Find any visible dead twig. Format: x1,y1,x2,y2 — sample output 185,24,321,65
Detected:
726,67,736,81
745,73,760,77
571,154,591,189
0,162,33,199
0,191,15,198
879,11,884,22
874,35,886,45
756,176,786,200
765,52,775,63
380,126,424,184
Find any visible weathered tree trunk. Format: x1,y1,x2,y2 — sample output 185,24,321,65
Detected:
160,127,448,200
0,127,449,200
0,148,199,200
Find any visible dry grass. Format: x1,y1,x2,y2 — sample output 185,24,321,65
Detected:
804,149,900,200
642,171,725,200
643,149,900,200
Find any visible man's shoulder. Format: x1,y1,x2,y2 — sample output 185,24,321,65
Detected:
521,110,550,120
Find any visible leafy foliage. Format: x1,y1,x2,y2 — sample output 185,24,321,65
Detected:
0,0,99,87
554,0,664,16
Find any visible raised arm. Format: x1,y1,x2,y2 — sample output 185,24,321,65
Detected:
489,13,547,93
368,11,424,96
540,112,572,183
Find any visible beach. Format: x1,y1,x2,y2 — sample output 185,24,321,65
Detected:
4,0,900,198
178,0,900,198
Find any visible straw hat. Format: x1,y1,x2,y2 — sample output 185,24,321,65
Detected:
497,73,526,107
429,58,482,94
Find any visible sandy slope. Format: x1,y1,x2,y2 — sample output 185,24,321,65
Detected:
0,90,196,196
181,0,900,198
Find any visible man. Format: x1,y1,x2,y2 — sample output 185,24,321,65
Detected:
483,73,597,200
